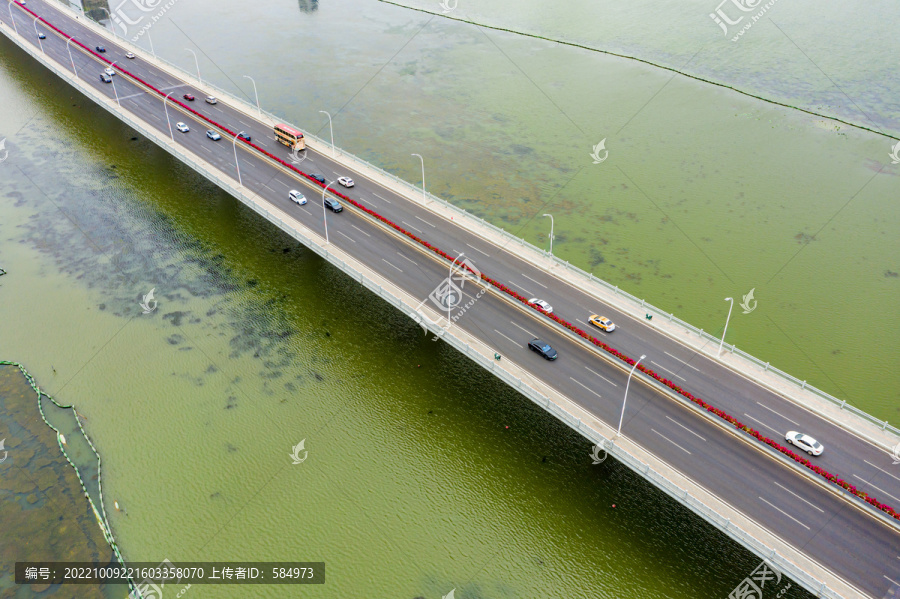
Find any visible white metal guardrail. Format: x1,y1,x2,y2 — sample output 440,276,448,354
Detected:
0,14,865,598
65,4,898,448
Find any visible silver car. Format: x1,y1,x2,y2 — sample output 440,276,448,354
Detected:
528,298,553,313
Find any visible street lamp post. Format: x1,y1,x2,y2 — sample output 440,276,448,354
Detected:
109,61,120,107
718,297,734,357
543,213,554,254
322,181,335,244
66,35,77,76
411,153,425,202
32,17,43,53
232,132,244,187
185,48,201,85
319,111,335,157
8,1,19,35
616,354,646,437
244,75,261,117
162,92,174,142
96,7,117,40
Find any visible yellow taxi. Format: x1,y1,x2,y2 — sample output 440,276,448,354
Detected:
588,315,616,332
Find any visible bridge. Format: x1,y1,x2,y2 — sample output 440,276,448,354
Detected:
2,2,899,597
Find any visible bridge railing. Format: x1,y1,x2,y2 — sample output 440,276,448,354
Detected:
3,22,853,597
68,5,897,444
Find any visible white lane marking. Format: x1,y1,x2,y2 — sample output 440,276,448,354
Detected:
350,224,371,237
238,119,251,127
521,273,548,288
272,179,290,188
402,221,423,233
395,252,417,266
743,413,781,435
584,366,618,387
569,377,602,400
773,481,823,512
466,243,490,257
494,329,523,348
381,259,403,273
756,402,801,427
886,575,900,587
851,475,900,505
864,460,900,485
372,192,391,203
336,230,356,243
664,351,701,372
576,319,590,328
148,113,163,121
665,416,706,441
651,429,692,455
199,145,212,153
511,281,534,297
758,496,809,530
415,215,436,227
509,320,536,337
650,360,686,382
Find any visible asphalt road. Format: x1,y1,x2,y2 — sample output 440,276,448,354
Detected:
4,2,900,596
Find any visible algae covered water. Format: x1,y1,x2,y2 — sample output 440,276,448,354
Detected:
0,0,896,596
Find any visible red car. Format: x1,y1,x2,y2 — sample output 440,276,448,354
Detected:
183,94,195,101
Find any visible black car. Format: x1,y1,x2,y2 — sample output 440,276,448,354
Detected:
528,339,558,360
95,45,106,53
310,173,326,184
100,73,112,83
323,198,343,213
238,132,251,142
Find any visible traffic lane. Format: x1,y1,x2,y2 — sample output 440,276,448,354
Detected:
435,267,896,597
24,0,900,512
626,394,896,597
29,0,275,152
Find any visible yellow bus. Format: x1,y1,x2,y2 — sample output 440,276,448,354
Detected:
274,124,306,151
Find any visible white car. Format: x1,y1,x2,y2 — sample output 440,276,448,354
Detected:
125,52,135,59
337,176,355,188
206,130,221,141
104,67,116,76
289,190,307,205
205,96,218,105
528,298,553,314
785,431,824,456
175,122,189,133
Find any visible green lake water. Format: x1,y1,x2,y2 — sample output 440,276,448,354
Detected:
0,0,897,596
